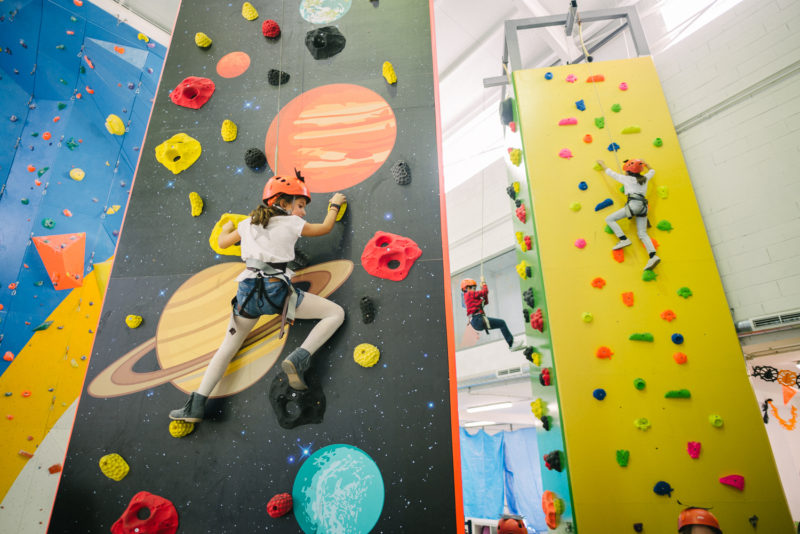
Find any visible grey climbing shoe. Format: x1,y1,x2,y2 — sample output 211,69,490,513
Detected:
169,392,208,422
644,255,661,271
281,347,312,390
612,238,632,250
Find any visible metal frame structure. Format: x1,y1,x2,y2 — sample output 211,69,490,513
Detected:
483,5,650,87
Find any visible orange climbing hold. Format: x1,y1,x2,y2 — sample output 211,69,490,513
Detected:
66,30,75,35
86,86,95,94
583,134,593,143
8,282,17,290
621,292,634,307
673,352,688,364
48,464,62,474
84,56,94,69
591,277,606,289
53,116,60,122
661,309,676,322
3,351,14,362
27,164,36,172
75,93,82,99
642,237,659,250
586,74,605,82
73,0,83,5
32,233,86,290
63,209,73,217
542,490,560,529
21,390,31,397
34,179,42,186
596,346,613,359
113,46,125,54
612,249,625,263
42,132,51,140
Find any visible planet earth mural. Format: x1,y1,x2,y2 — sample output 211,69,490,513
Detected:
299,0,352,24
293,444,385,533
264,83,397,193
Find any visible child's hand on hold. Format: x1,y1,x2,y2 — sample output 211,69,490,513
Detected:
596,159,608,170
330,193,346,206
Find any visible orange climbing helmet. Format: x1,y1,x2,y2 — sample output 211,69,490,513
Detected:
460,278,477,292
263,169,311,206
623,159,644,174
497,514,527,534
678,508,721,533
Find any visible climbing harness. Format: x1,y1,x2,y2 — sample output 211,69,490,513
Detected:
625,192,648,218
235,259,298,338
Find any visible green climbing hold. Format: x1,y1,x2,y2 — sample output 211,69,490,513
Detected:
33,320,53,332
616,449,630,467
677,287,693,298
70,15,77,22
58,102,67,110
604,225,614,234
653,137,663,147
611,103,621,113
633,378,646,390
59,78,67,85
629,333,654,342
33,280,43,287
37,166,49,177
66,137,79,150
657,220,673,232
79,66,86,74
56,44,65,50
594,117,605,129
21,198,29,205
31,132,39,137
642,270,657,282
619,185,625,193
42,218,56,229
665,389,691,399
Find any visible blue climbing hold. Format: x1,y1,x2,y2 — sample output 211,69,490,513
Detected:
575,99,585,111
545,72,553,80
653,481,673,497
671,333,684,345
578,181,588,191
594,198,613,211
607,142,620,152
593,388,606,400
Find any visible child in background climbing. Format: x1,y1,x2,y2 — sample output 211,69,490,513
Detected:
596,158,661,271
461,277,524,351
678,507,723,534
170,170,347,423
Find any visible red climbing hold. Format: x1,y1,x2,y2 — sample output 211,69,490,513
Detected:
266,493,292,518
111,491,178,534
524,235,532,250
170,76,216,109
530,308,544,332
361,231,422,282
21,390,31,397
509,121,517,132
583,134,593,143
515,204,526,223
262,20,281,39
48,464,62,474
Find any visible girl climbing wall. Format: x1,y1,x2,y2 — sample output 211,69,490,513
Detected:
461,277,524,351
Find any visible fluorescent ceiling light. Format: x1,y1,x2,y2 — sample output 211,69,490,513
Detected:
462,421,496,428
466,402,513,414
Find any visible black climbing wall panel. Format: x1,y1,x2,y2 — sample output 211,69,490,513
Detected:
50,1,458,532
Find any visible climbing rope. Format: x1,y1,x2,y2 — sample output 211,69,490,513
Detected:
273,0,286,173
479,168,486,280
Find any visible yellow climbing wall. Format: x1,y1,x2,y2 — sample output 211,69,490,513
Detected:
513,57,793,533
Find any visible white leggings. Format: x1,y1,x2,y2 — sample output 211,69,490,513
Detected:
196,292,345,396
605,208,656,255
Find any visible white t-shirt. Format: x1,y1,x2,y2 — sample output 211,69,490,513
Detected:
605,168,655,196
236,215,305,281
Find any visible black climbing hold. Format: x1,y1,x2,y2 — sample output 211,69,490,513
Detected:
360,296,375,324
522,288,535,308
514,199,521,208
305,27,346,60
540,415,552,431
523,309,530,323
268,69,290,86
748,515,758,528
499,97,514,125
633,523,643,532
229,328,236,335
391,160,411,185
244,148,267,169
506,185,516,200
543,450,562,472
268,372,326,429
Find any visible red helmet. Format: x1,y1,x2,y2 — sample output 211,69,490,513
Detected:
678,508,721,533
460,278,477,292
623,159,644,174
498,514,527,534
263,169,311,206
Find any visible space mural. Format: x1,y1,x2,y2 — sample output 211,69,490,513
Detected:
50,1,459,532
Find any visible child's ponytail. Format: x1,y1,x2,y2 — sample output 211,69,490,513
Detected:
250,193,290,228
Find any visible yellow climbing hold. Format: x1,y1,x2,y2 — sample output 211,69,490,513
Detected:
328,200,347,221
621,125,641,134
125,314,142,328
137,33,150,43
169,420,195,438
512,181,520,193
569,201,581,212
515,231,527,251
189,192,203,217
353,343,380,367
509,148,522,166
220,119,238,142
194,32,212,48
382,61,397,84
98,453,129,481
515,260,530,280
155,133,202,174
530,351,542,366
69,168,85,181
105,114,125,136
531,398,546,419
657,185,669,199
106,205,121,215
209,213,249,256
241,2,258,20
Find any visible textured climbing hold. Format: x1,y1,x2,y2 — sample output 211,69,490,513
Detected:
596,346,613,359
525,349,541,366
267,69,290,86
18,450,33,458
653,481,673,497
586,74,605,82
33,321,53,332
578,181,588,190
566,74,577,83
3,351,14,362
522,288,535,308
106,205,121,215
220,119,238,142
619,82,628,91
616,449,629,467
621,126,641,134
642,270,657,282
361,232,422,281
574,238,586,249
633,378,646,390
558,117,577,126
593,162,604,172
42,132,51,140
709,414,724,427
595,198,613,211
62,209,73,217
353,343,380,368
581,312,593,323
262,20,281,39
671,333,684,345
305,27,347,60
594,117,605,129
611,103,621,113
665,389,691,399
189,192,203,217
657,220,673,232
37,167,49,177
506,186,517,200
575,99,585,111
509,148,522,166
21,198,30,205
544,72,553,80
524,235,532,250
673,352,687,364
105,114,125,136
687,441,701,459
513,182,520,193
382,61,397,84
515,203,526,223
719,474,745,491
244,148,267,169
591,277,606,289
125,315,142,328
677,287,693,298
111,491,178,534
653,137,663,147
660,309,676,322
194,32,212,48
168,419,194,438
530,309,544,332
48,464,62,474
137,33,150,42
42,218,56,229
621,292,634,307
155,133,202,174
583,134,593,143
634,417,651,431
267,493,293,518
515,232,526,251
241,2,258,20
607,142,620,152
543,450,561,471
99,453,130,481
593,388,606,400
629,333,654,342
170,76,215,109
657,185,668,199
509,121,517,132
360,297,375,324
557,147,575,159
515,261,531,280
569,201,581,212
531,398,546,418
539,368,552,386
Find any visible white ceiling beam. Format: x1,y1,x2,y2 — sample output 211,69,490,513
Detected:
518,0,572,63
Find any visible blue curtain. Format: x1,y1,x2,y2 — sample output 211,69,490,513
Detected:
459,428,505,519
503,427,546,531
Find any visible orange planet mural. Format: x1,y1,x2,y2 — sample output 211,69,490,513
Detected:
216,51,251,78
264,83,397,193
87,260,353,398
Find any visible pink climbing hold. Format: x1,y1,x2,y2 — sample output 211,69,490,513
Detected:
558,117,578,126
509,121,517,132
515,204,527,223
619,82,628,91
719,474,745,491
687,441,701,459
559,148,573,159
574,238,586,249
566,74,577,83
